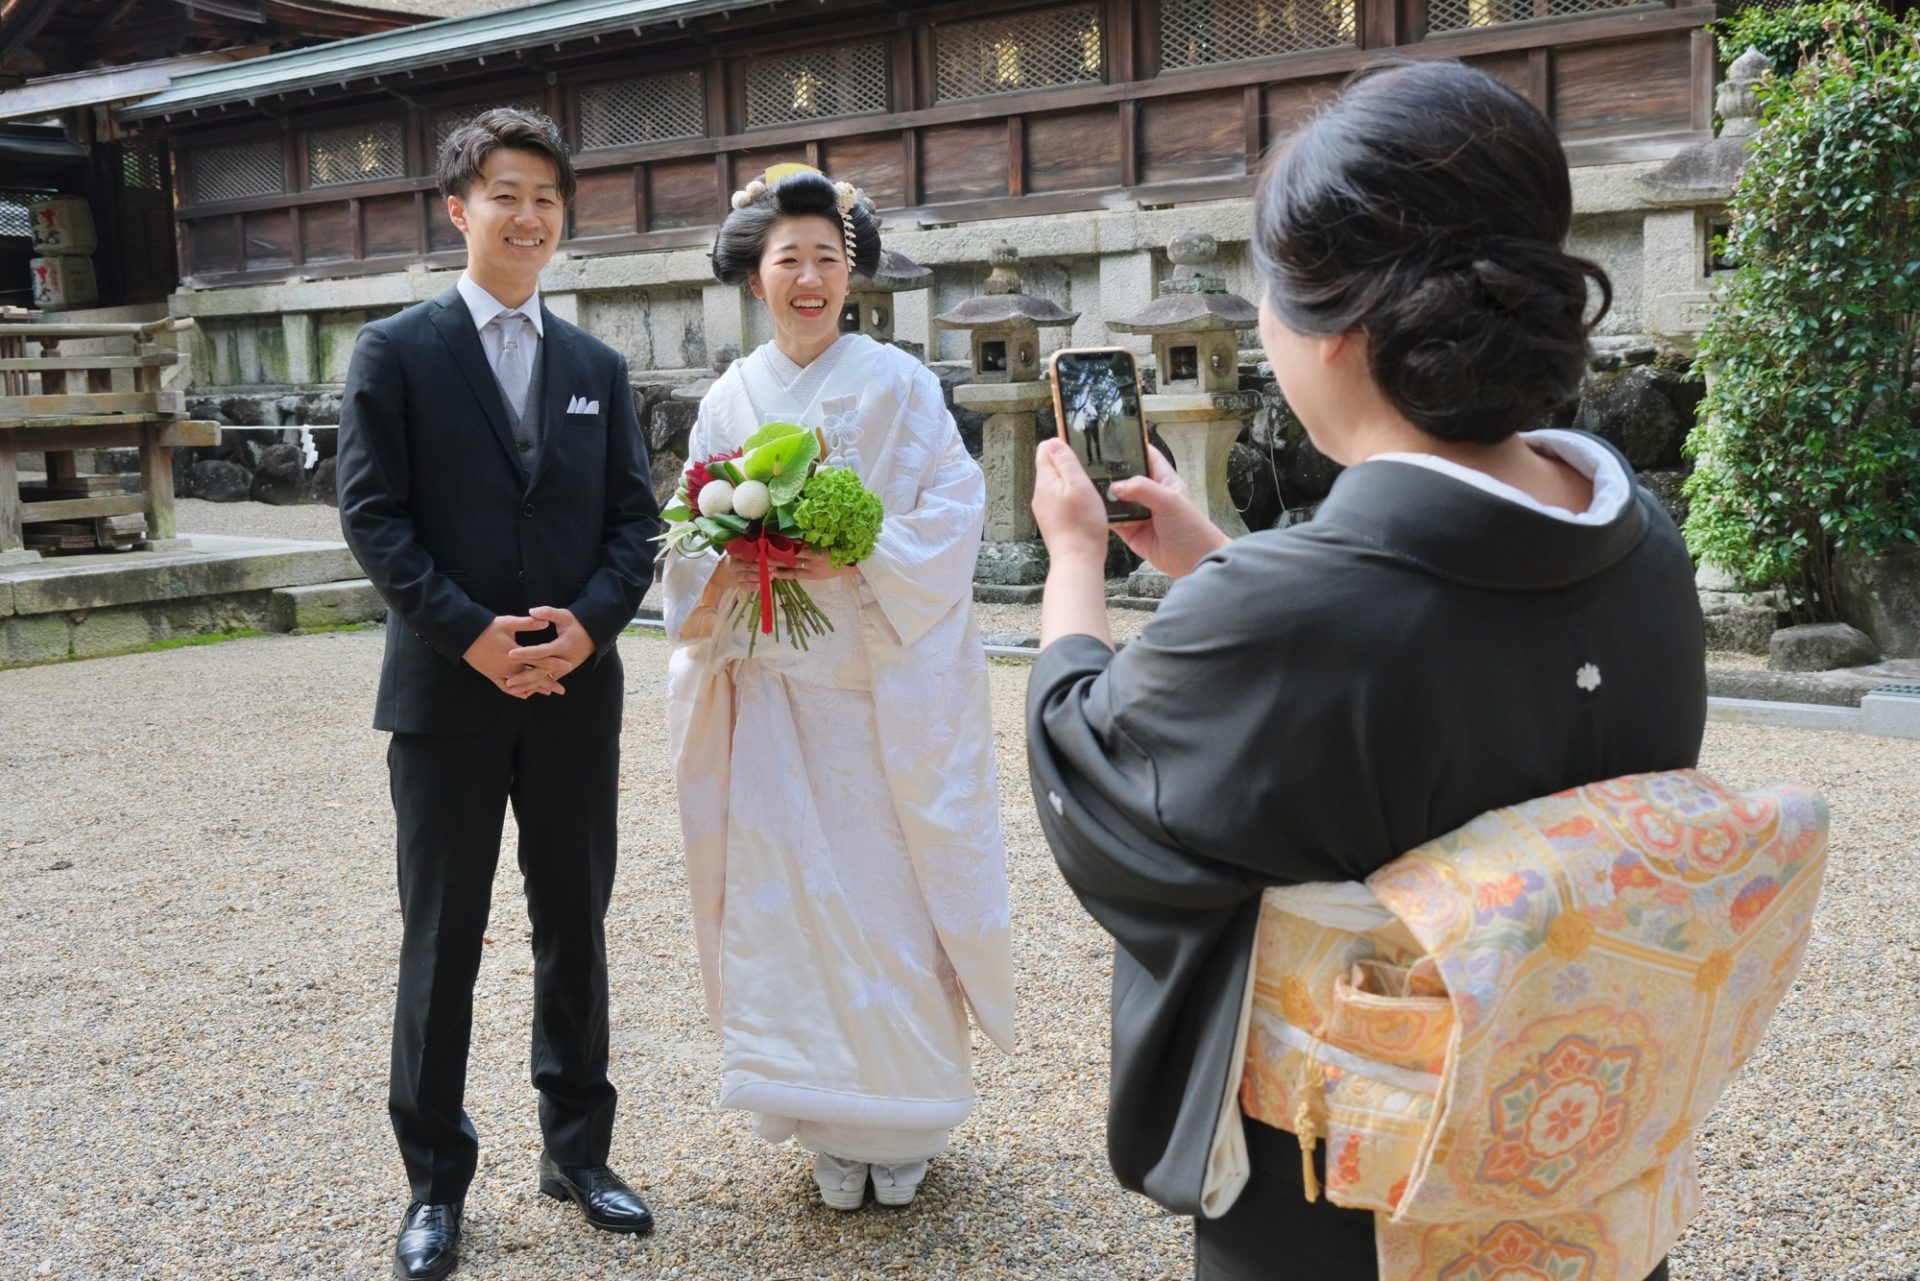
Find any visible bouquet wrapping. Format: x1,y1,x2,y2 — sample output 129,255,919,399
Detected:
658,421,884,651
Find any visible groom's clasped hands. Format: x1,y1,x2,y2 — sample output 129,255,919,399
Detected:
460,603,596,698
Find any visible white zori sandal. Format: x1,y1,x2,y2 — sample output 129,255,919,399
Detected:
869,1160,928,1207
813,1152,868,1211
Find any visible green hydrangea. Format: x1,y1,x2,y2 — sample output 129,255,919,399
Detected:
793,466,884,567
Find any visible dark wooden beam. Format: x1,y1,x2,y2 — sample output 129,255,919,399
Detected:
1,0,65,60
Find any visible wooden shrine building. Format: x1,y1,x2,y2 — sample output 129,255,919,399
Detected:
121,0,1728,293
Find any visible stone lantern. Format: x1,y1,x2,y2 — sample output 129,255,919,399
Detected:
841,248,931,347
1637,46,1771,352
1108,229,1259,563
934,243,1079,596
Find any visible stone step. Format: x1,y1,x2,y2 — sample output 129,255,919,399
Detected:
268,578,384,632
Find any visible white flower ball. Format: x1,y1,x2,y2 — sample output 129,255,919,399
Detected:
730,191,751,210
697,479,736,517
731,479,771,520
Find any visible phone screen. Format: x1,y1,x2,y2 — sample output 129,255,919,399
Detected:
1053,349,1151,522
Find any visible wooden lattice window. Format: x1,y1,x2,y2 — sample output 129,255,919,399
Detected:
120,139,165,191
1426,0,1642,34
0,189,56,237
743,42,889,129
1160,0,1355,68
935,5,1104,102
430,97,546,152
187,138,284,205
306,119,407,188
577,71,706,149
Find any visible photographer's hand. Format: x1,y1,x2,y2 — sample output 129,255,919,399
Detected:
1107,445,1231,580
1032,438,1114,651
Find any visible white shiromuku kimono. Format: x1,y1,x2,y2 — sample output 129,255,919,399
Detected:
664,332,1015,1165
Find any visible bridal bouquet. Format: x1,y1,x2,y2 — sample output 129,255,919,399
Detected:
659,421,884,651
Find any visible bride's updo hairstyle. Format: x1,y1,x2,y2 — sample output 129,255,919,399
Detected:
1254,58,1611,445
710,168,882,285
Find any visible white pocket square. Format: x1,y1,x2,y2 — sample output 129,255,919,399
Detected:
566,395,601,415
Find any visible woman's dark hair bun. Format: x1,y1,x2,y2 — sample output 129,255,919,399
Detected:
710,170,882,285
1254,59,1611,445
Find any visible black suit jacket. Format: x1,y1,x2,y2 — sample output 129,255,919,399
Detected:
337,287,662,737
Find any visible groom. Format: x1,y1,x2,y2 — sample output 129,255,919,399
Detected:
336,108,661,1280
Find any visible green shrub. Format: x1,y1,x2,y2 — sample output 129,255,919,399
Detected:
1717,0,1906,73
1683,9,1920,618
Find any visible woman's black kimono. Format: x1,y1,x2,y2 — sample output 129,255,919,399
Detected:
1027,439,1706,1280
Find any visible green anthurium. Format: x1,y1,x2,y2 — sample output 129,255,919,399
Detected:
743,431,821,503
742,420,807,451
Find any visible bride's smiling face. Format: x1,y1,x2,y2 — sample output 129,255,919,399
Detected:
749,215,849,349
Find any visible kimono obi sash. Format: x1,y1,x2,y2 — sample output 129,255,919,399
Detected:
1240,770,1828,1281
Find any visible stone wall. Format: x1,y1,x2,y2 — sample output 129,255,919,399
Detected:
164,159,1720,400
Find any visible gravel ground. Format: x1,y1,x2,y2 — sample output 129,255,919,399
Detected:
0,499,1892,1278
176,499,347,543
4,630,1917,1280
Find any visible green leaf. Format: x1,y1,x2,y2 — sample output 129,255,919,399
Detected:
661,502,691,522
742,430,821,503
693,514,747,542
742,420,808,451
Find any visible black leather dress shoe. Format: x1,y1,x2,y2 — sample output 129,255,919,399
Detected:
538,1152,655,1234
393,1201,461,1280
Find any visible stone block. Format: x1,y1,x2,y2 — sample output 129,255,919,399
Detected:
1769,622,1879,672
1695,563,1745,592
250,443,310,505
975,539,1048,586
1837,547,1920,659
1127,564,1172,600
1703,604,1778,654
189,458,252,503
650,449,685,505
1637,467,1689,528
1575,366,1687,469
269,579,384,632
1861,685,1920,739
2,612,70,666
649,399,698,459
972,582,1045,605
311,457,338,507
6,543,359,616
1228,441,1282,533
66,608,158,659
1248,390,1340,504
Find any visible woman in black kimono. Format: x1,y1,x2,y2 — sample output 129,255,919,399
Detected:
1025,58,1704,1281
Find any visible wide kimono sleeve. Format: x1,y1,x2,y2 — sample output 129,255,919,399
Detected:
663,399,725,648
855,365,985,649
1025,534,1379,1215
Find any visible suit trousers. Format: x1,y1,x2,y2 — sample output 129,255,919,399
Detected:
386,704,621,1204
1194,1119,1670,1281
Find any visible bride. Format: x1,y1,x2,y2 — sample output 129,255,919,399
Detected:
663,165,1015,1211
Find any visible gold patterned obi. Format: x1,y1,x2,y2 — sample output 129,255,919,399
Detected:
1239,770,1828,1281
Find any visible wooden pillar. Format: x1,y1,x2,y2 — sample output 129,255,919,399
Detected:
41,340,76,484
0,427,32,560
139,421,177,543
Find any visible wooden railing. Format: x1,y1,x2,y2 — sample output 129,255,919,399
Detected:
0,316,218,560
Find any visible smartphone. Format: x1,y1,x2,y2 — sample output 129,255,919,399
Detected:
1048,346,1151,522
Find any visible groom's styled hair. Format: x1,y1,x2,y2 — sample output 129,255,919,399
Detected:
436,107,576,206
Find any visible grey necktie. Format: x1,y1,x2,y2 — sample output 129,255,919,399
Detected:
490,310,535,421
